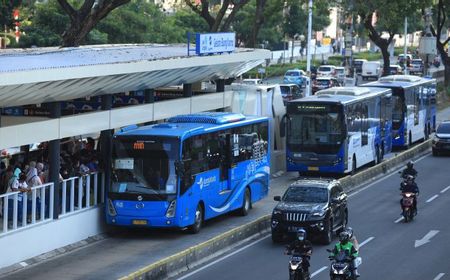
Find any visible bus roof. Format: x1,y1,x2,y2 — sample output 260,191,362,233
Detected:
365,75,435,89
293,87,391,105
114,112,268,139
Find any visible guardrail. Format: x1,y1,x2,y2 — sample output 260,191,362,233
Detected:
0,172,105,236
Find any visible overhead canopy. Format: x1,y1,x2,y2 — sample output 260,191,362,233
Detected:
0,44,270,108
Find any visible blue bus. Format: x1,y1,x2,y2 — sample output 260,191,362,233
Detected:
107,112,270,233
365,75,437,148
282,87,393,174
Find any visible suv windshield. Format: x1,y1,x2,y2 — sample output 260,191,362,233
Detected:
318,66,332,72
437,123,450,134
111,136,179,195
283,186,328,203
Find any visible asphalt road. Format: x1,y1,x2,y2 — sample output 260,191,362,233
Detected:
174,153,450,280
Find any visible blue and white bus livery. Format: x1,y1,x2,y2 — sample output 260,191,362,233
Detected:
107,112,270,233
365,75,437,148
281,87,393,175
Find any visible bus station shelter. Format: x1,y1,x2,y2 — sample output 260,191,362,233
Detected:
0,44,270,270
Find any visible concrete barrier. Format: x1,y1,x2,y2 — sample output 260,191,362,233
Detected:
119,140,431,280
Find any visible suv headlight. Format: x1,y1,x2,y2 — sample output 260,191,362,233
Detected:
165,200,177,218
312,209,326,217
272,209,282,215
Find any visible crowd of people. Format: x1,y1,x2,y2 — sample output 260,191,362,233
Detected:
0,137,100,197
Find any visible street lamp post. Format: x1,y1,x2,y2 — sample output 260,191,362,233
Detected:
306,0,313,96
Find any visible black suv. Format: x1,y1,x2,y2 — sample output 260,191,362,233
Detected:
271,179,348,244
432,120,450,156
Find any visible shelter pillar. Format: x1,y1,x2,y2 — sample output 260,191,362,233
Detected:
215,79,225,92
183,83,192,98
100,95,113,197
48,102,61,219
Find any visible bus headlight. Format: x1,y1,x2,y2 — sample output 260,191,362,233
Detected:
166,200,177,218
108,199,117,217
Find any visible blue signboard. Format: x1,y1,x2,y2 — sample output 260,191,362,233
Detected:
195,33,236,55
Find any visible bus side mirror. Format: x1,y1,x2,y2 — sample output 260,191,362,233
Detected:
280,114,286,138
175,160,185,177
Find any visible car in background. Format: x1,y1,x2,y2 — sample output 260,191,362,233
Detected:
361,61,382,80
409,58,424,75
353,59,367,75
388,64,403,75
398,54,413,66
270,179,348,244
280,83,303,105
317,65,337,77
241,78,263,85
283,69,308,88
432,120,450,156
334,66,346,83
312,77,341,94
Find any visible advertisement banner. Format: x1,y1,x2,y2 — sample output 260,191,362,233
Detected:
195,33,235,55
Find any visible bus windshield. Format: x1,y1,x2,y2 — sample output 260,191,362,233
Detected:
111,137,179,195
287,103,345,154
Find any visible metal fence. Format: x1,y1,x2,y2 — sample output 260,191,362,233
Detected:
0,172,105,236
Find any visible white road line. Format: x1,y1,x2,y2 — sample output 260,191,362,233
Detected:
311,266,328,278
426,194,439,203
441,186,450,193
19,262,28,267
176,235,270,280
433,273,445,280
349,153,430,198
394,217,404,223
359,236,375,247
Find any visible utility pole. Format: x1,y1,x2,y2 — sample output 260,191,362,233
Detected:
306,0,313,96
404,17,408,74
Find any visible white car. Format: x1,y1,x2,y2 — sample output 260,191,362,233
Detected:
317,65,337,77
241,78,263,85
361,61,382,80
334,66,346,83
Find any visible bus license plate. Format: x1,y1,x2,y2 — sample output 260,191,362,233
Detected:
308,166,319,171
132,219,148,225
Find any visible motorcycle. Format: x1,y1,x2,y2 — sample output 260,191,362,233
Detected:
286,250,310,280
328,250,357,280
401,192,416,222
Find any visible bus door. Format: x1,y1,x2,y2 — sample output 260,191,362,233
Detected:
219,133,233,195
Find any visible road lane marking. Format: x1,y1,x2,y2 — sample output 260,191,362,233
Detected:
440,186,450,193
394,217,404,223
176,235,270,280
311,266,328,278
433,273,445,280
415,230,439,248
349,153,430,198
426,194,439,203
359,236,375,247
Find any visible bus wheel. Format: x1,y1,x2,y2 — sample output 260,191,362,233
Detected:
351,157,357,175
189,204,203,234
239,188,251,216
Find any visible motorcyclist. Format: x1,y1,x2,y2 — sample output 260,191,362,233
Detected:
330,231,359,278
401,161,418,179
400,174,420,215
346,227,360,277
286,228,313,274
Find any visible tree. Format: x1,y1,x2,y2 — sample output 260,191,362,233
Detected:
430,0,450,86
183,0,251,32
340,0,430,76
57,0,132,47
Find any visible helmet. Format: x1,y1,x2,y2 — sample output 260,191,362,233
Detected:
407,161,414,168
297,228,307,241
339,231,350,243
346,227,353,238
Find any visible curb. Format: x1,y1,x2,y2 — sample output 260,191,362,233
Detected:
119,140,431,280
